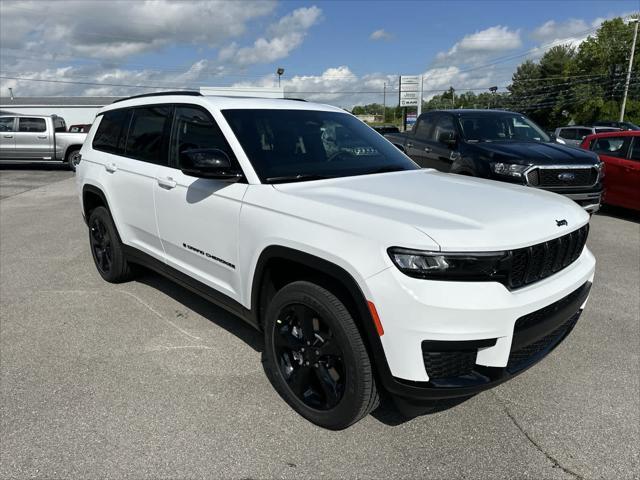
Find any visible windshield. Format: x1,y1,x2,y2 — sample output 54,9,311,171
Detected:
459,113,550,143
222,109,418,183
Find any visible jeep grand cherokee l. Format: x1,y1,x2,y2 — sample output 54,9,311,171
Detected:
385,110,603,213
76,92,596,429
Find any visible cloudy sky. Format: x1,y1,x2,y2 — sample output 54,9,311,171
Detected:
0,0,637,107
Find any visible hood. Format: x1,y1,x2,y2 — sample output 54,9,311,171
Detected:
273,170,589,252
469,141,598,166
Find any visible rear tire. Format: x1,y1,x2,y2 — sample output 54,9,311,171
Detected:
263,281,379,430
66,148,81,172
88,206,134,283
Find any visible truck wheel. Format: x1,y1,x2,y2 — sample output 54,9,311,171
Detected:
263,281,379,430
88,206,134,283
66,148,81,172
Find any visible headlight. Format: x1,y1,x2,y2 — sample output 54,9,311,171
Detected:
388,247,509,281
490,162,530,179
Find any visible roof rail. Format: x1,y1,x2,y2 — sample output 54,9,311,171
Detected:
112,91,202,104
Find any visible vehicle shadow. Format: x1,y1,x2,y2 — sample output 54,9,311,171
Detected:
0,162,70,171
134,268,468,427
595,204,639,223
134,271,263,352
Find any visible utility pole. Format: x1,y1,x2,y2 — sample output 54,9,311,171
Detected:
451,87,455,108
383,82,386,123
620,17,639,122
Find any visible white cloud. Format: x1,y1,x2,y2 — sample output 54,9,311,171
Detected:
369,29,393,41
0,0,277,59
436,26,522,64
218,6,322,67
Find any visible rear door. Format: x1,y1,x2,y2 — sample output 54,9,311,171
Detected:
590,135,633,208
154,105,247,301
0,117,16,159
15,117,51,159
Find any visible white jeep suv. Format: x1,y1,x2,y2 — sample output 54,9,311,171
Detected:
76,92,596,429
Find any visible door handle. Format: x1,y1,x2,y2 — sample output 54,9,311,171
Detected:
424,146,432,153
3,135,13,138
157,177,177,189
105,163,117,173
37,135,47,139
406,142,414,148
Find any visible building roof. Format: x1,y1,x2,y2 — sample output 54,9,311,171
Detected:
0,96,122,106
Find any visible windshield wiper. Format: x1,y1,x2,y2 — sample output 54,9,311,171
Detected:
265,174,331,184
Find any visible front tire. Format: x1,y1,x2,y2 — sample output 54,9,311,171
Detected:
88,206,134,283
263,281,379,430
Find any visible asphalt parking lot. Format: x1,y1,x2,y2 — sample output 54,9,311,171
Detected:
1,167,638,479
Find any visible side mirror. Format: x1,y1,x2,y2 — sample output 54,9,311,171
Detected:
180,148,243,181
438,131,456,147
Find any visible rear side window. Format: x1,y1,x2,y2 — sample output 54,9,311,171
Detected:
0,117,14,132
592,136,631,158
125,106,172,164
93,109,130,154
171,106,237,168
559,128,576,140
18,117,46,133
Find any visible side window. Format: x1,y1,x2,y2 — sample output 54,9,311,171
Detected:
414,115,435,140
53,117,66,133
431,115,455,142
0,117,15,132
125,106,172,164
592,136,631,158
171,106,237,168
630,137,640,161
18,117,46,133
576,128,592,140
560,128,576,140
93,109,130,154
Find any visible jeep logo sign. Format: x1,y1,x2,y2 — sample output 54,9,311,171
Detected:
558,172,576,182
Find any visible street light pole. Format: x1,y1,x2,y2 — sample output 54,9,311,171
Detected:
276,67,285,88
620,18,639,122
383,82,386,122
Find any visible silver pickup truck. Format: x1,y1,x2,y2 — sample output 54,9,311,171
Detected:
0,114,87,171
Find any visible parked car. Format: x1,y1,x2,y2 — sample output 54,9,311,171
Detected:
592,120,640,131
580,130,640,211
554,125,620,146
77,92,595,429
0,114,87,171
372,125,400,135
68,124,92,133
385,110,603,212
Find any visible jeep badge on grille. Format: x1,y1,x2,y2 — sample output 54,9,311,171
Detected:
556,219,568,227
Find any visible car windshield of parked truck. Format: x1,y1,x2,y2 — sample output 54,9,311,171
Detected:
222,109,418,183
460,114,550,143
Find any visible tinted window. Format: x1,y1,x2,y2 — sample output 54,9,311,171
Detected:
0,117,14,132
592,136,631,158
432,115,455,142
576,128,592,139
559,128,576,140
414,116,434,140
171,106,237,168
93,109,130,154
125,106,172,164
460,114,549,142
222,109,418,183
630,137,640,161
18,117,46,133
53,117,66,132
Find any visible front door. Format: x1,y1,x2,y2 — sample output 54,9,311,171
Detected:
424,114,458,172
405,114,436,168
15,117,51,159
154,105,247,302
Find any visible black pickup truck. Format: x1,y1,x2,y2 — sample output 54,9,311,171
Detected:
384,109,603,212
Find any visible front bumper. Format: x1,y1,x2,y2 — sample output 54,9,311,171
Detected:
554,190,601,213
366,247,595,401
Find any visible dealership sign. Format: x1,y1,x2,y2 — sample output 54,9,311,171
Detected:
399,75,420,107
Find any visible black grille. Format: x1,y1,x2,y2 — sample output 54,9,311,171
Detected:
527,167,597,188
507,224,589,289
422,351,475,380
508,312,579,371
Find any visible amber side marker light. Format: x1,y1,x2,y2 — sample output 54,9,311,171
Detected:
367,301,384,336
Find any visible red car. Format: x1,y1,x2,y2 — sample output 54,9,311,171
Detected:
581,130,640,211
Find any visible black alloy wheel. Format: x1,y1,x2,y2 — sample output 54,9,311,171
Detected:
90,216,113,275
274,303,345,410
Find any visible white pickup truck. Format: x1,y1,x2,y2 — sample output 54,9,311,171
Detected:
0,114,87,170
